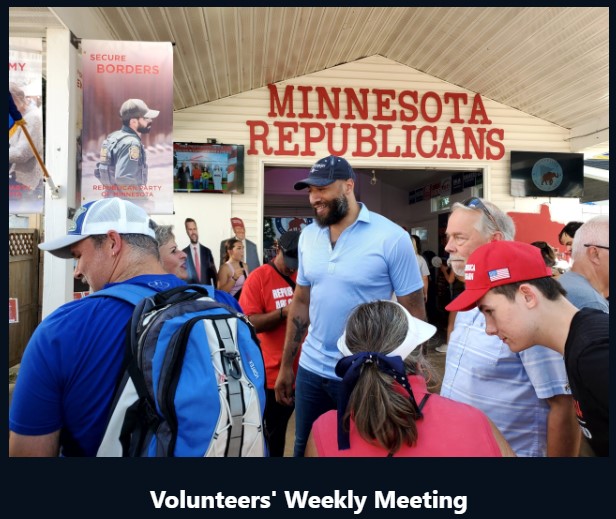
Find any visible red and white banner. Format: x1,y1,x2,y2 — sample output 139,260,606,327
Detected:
9,37,44,215
80,40,174,214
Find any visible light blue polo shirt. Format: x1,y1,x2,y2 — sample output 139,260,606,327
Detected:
296,203,423,379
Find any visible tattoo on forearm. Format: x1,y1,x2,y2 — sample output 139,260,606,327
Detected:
292,317,308,344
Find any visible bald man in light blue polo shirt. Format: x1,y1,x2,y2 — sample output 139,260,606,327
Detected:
274,155,426,456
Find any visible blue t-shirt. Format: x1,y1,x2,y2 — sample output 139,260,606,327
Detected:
558,271,609,313
297,203,423,379
198,283,243,313
9,274,239,456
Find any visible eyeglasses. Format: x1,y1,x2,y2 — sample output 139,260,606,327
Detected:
462,197,500,231
584,244,609,250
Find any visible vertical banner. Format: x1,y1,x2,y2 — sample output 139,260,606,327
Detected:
9,37,44,214
80,40,174,214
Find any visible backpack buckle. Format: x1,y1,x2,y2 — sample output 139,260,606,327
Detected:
222,352,242,380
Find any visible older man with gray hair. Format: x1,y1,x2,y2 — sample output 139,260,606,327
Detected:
439,197,579,457
558,215,609,312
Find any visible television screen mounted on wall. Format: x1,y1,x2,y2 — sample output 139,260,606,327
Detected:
510,150,584,198
173,142,244,194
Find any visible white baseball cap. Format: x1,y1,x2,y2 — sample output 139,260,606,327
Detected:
119,98,159,119
38,198,156,259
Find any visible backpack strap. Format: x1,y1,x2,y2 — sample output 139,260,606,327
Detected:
90,284,158,456
211,318,245,457
267,262,296,291
88,284,157,306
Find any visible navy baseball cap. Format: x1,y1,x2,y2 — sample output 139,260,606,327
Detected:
294,155,356,190
38,198,156,259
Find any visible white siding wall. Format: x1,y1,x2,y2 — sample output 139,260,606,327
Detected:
170,55,588,256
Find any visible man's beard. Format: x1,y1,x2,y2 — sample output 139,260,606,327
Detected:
450,260,466,277
314,194,349,227
138,123,152,134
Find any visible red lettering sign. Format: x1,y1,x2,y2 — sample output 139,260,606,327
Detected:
247,84,505,159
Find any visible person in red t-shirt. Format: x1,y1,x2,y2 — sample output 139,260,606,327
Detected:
239,231,301,456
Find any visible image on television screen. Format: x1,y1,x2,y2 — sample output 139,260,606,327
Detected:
173,142,244,194
510,151,584,198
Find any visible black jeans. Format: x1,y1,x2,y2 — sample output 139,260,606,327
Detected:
264,388,295,457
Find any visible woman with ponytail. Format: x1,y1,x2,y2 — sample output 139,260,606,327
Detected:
305,300,514,457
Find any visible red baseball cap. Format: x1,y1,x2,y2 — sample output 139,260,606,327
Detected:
446,241,553,312
230,217,245,230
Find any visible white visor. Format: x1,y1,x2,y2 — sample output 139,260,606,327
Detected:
337,300,436,359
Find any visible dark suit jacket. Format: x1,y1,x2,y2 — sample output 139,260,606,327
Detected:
183,243,218,285
219,237,260,273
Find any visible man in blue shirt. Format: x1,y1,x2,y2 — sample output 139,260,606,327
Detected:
274,155,426,456
10,199,183,456
557,215,609,313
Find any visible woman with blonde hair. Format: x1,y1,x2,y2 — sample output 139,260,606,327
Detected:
305,300,514,457
154,224,189,280
153,223,241,310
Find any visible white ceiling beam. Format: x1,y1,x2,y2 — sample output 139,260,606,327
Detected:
49,7,116,40
584,166,609,183
567,114,609,153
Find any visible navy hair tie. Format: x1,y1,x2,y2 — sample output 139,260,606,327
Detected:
334,351,423,450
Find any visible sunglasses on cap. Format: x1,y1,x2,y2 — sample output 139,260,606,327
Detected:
462,197,500,232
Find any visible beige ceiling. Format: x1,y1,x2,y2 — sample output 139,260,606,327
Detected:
9,6,609,156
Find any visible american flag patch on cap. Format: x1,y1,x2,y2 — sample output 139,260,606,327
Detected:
488,268,510,282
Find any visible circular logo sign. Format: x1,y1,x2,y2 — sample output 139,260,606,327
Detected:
531,158,563,192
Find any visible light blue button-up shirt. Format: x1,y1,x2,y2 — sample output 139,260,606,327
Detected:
296,203,423,379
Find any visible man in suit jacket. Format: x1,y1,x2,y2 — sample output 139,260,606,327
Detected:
176,162,190,189
184,218,218,285
219,217,260,272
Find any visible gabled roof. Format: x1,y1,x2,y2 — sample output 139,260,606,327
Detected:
10,6,609,155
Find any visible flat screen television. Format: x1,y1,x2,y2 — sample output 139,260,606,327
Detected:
173,142,244,194
510,150,584,198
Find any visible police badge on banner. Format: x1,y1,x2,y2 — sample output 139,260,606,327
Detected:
80,40,174,214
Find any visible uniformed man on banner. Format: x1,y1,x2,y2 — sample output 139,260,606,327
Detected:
95,98,159,187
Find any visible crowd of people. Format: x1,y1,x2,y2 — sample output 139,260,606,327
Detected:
9,154,609,458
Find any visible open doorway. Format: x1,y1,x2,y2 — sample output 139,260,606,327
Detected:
262,162,485,358
263,164,484,260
